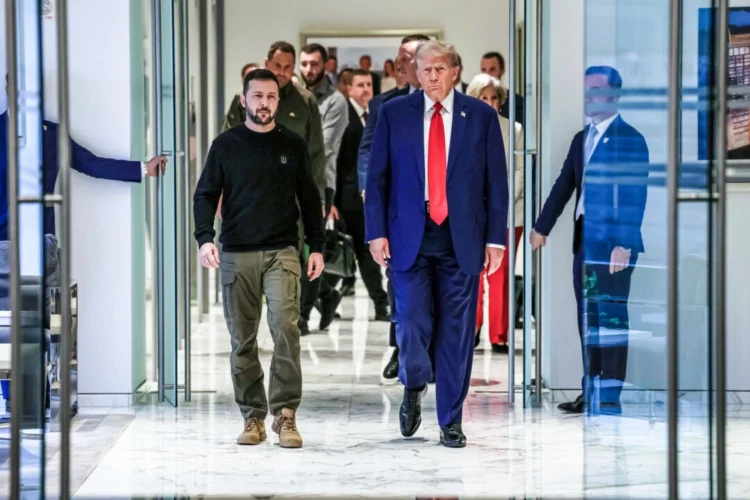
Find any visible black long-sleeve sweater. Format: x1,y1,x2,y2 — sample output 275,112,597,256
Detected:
193,123,325,254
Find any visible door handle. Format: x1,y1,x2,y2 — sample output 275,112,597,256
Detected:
161,151,185,157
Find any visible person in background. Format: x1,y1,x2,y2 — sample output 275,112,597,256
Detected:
394,58,407,90
326,69,389,320
359,54,381,95
381,59,398,93
480,51,524,127
336,68,354,98
194,69,325,449
453,55,468,93
358,33,431,381
365,40,508,447
467,74,524,354
223,63,259,131
326,55,338,85
299,43,350,334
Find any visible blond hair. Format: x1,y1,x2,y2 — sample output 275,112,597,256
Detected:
414,40,460,68
466,73,507,106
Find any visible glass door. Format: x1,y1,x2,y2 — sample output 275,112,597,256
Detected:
152,0,181,407
3,0,47,494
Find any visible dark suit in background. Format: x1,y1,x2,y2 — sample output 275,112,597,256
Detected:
358,85,410,349
500,93,525,128
370,72,382,96
534,114,649,405
331,102,388,311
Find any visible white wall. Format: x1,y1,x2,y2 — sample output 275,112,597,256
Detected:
540,0,585,390
39,0,144,398
222,0,511,104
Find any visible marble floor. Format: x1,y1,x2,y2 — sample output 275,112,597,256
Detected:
5,284,750,498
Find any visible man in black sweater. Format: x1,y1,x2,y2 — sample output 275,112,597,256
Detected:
193,69,325,449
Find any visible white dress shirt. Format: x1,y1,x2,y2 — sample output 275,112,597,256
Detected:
349,98,369,126
576,112,619,219
422,90,504,249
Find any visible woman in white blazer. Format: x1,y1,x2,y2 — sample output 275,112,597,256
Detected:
467,74,524,353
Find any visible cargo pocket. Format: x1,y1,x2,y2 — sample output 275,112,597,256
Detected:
221,268,238,321
280,258,302,304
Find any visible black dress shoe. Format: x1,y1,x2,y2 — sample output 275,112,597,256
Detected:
383,348,399,379
298,318,310,337
340,282,355,297
400,385,427,437
319,290,342,330
492,343,509,354
557,394,584,414
374,305,390,322
440,423,467,448
474,326,482,348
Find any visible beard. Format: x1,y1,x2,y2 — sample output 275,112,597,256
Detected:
247,106,275,126
302,70,325,88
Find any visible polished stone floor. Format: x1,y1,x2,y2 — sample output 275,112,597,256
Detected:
4,283,750,498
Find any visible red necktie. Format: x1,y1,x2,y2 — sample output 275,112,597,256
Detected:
428,102,448,225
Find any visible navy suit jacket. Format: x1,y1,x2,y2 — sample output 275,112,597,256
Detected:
357,86,409,191
0,112,142,239
534,115,649,256
364,90,509,275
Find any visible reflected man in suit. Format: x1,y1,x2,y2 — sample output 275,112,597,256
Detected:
358,33,431,380
366,41,508,447
530,65,649,414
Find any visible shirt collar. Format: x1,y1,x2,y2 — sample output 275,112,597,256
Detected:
349,98,368,117
423,89,455,116
308,77,332,99
409,85,418,94
590,112,619,135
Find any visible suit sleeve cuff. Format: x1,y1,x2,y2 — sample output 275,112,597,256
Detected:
307,241,324,254
141,161,148,177
486,244,506,249
196,234,215,248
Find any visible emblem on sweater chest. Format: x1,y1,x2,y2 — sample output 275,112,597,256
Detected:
280,155,288,165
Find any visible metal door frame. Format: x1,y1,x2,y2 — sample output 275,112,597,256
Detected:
7,0,74,496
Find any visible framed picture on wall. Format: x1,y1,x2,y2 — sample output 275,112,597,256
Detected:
300,29,443,93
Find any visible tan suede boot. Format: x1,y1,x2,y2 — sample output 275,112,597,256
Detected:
272,408,303,448
237,417,267,445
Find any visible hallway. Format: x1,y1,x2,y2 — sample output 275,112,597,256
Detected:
44,287,749,498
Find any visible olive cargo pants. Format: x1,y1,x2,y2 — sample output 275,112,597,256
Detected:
220,247,302,420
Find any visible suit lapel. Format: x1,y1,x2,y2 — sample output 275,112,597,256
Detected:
447,93,467,180
409,92,426,191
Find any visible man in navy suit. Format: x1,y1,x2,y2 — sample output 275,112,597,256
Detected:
358,33,430,380
530,65,649,414
0,110,166,240
365,40,508,447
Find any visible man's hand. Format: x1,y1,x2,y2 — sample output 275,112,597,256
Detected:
145,155,168,176
328,205,340,221
484,247,505,276
307,252,325,280
610,246,631,274
369,237,391,268
199,242,220,269
530,229,547,251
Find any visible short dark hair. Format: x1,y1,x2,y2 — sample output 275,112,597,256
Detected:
243,68,279,95
337,68,354,86
401,34,431,44
267,41,295,62
301,43,329,62
585,65,623,89
482,51,505,72
360,54,371,61
241,63,259,77
349,69,371,82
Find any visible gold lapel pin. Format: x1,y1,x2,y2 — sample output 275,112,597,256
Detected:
289,112,296,117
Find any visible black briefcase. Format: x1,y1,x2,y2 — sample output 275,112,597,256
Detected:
322,227,356,278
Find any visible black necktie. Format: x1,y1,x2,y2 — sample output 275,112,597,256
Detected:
362,111,368,123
